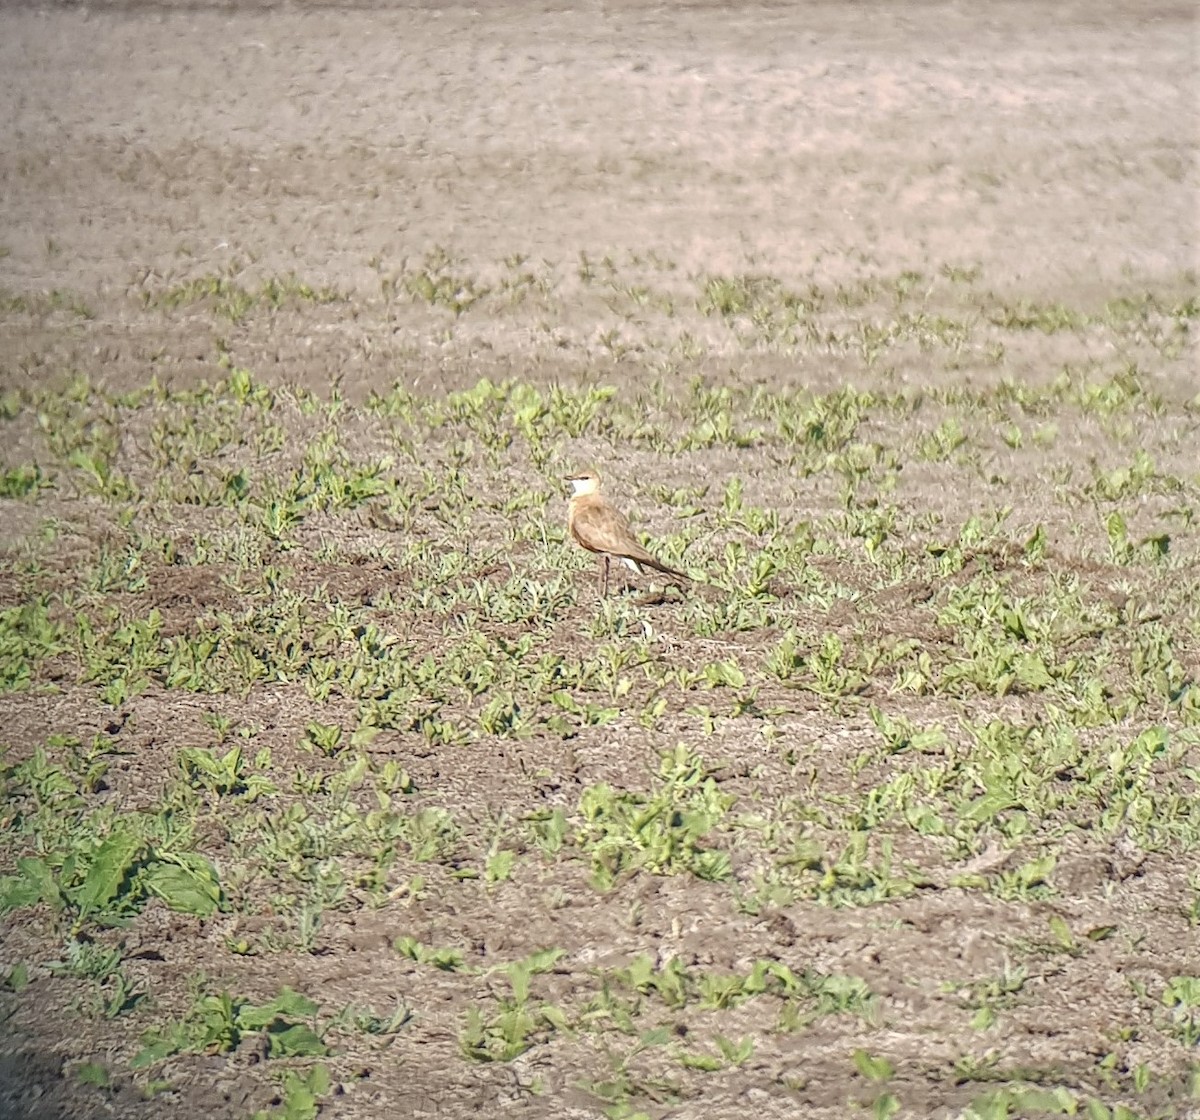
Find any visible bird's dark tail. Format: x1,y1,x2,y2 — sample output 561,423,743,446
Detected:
643,556,689,581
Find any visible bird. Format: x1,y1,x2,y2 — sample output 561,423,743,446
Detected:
564,470,688,597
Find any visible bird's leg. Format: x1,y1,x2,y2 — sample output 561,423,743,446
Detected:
601,554,610,598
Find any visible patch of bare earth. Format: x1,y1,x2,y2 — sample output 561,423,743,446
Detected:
1,2,1197,1120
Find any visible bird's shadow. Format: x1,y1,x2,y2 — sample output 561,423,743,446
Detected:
629,585,689,607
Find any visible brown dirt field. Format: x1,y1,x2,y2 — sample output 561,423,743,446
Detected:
0,2,1198,1120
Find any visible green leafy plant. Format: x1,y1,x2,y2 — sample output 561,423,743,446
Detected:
574,746,733,890
133,986,328,1068
252,1065,332,1120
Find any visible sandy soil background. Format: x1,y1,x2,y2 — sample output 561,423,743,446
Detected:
0,2,1197,1119
1,0,1194,398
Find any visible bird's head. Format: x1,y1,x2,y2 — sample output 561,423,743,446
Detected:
564,470,601,498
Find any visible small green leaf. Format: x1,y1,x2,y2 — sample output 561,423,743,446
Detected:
1106,511,1128,543
971,1006,996,1031
485,849,516,883
638,1026,673,1049
144,855,223,917
76,828,142,921
1010,1086,1077,1113
76,1062,111,1088
523,947,565,975
1048,914,1076,951
2,962,30,992
872,1092,901,1120
350,725,380,748
539,1003,569,1032
304,1066,332,1097
266,1022,328,1059
20,856,65,911
256,1065,331,1120
677,1050,723,1071
130,1037,180,1070
238,987,319,1029
0,871,46,914
1014,652,1053,690
853,1049,895,1083
1014,852,1056,890
393,935,420,960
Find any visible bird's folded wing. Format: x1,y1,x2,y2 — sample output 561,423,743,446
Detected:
572,501,645,558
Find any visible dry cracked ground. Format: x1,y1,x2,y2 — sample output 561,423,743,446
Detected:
1,2,1198,1119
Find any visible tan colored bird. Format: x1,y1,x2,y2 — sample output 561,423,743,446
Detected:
565,470,688,597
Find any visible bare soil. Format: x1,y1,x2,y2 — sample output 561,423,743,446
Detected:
0,2,1197,1120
